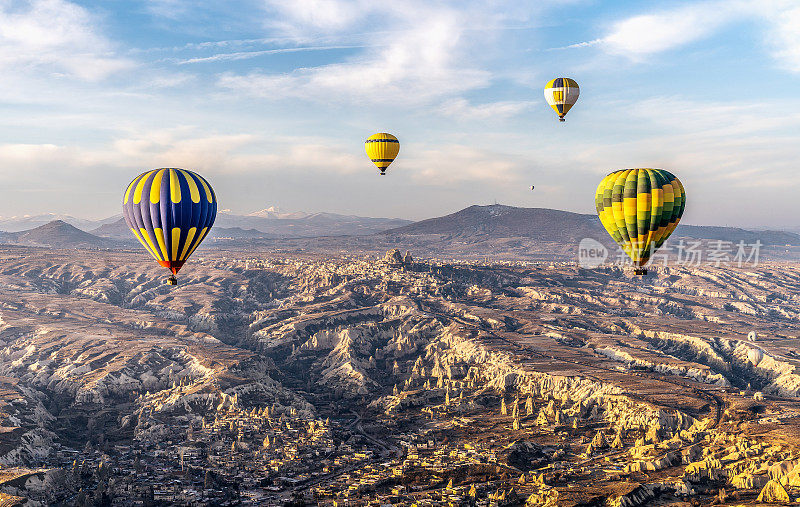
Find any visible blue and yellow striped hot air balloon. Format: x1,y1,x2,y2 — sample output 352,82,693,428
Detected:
122,168,217,285
365,133,399,175
544,78,579,122
595,168,685,275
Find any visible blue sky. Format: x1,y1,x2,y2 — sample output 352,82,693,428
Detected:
0,0,798,227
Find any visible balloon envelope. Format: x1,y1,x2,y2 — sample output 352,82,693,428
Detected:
595,168,685,267
123,168,217,275
544,78,579,121
365,133,399,175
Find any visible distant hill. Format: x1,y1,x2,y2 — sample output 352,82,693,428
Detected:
90,218,129,239
91,212,411,240
0,207,410,240
93,218,276,241
213,211,412,237
0,213,120,233
675,225,800,246
384,205,800,247
387,205,600,242
0,220,120,249
3,207,798,261
209,227,277,240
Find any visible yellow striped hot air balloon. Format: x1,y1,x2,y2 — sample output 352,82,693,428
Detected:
122,168,217,285
544,77,579,122
595,169,685,275
365,133,399,175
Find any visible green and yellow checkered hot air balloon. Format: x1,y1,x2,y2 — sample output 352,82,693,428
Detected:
595,169,685,275
365,133,399,175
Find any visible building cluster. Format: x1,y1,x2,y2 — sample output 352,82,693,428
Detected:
48,401,362,505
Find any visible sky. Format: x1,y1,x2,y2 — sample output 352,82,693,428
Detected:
0,0,798,227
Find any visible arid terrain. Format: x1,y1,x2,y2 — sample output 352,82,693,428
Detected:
0,246,799,505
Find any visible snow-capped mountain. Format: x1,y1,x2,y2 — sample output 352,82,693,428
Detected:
244,206,310,220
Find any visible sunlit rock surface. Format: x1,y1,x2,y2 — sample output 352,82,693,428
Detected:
0,247,798,504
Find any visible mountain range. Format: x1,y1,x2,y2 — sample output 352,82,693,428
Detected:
0,213,121,233
1,205,798,258
0,207,411,238
244,206,311,219
89,211,411,240
385,205,800,246
0,220,120,249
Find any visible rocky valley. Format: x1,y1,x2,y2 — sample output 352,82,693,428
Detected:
0,246,798,505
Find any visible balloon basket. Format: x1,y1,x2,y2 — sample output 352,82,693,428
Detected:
167,276,178,285
634,268,648,276
559,117,565,122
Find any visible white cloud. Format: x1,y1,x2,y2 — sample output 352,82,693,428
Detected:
628,96,800,137
547,39,601,51
601,1,744,58
437,99,536,121
0,0,132,81
172,45,365,64
218,2,522,104
144,0,191,20
263,0,371,33
595,0,800,74
0,131,256,186
0,129,366,180
111,129,258,172
3,0,799,228
768,6,800,72
140,72,196,89
558,95,800,192
0,127,528,190
0,143,73,169
106,129,529,185
405,145,522,184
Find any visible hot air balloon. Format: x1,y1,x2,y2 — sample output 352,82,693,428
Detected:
365,133,399,175
123,168,217,285
530,185,535,191
595,168,685,275
544,78,579,122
